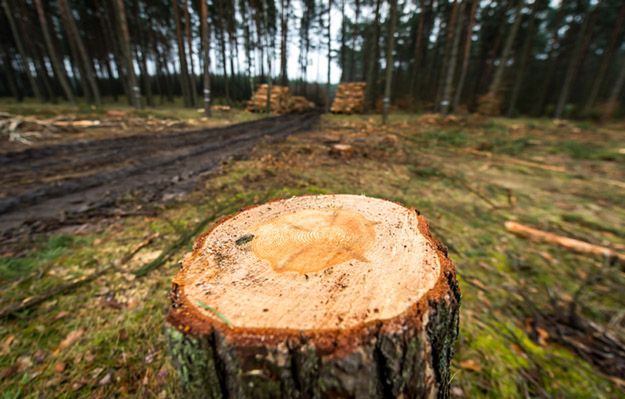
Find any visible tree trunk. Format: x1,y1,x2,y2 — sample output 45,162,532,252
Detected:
166,194,459,398
452,0,478,111
34,0,74,103
2,0,44,102
435,0,460,112
326,0,332,112
279,0,290,86
486,1,523,97
350,0,360,81
137,48,152,107
382,0,398,124
478,0,524,116
555,5,596,118
584,3,625,114
217,0,231,104
173,0,192,107
339,0,346,82
132,3,151,106
602,59,625,121
97,0,128,103
440,0,465,115
113,0,141,108
506,0,541,117
34,48,56,102
200,0,212,116
0,48,22,101
58,0,101,106
365,0,382,110
183,0,198,107
533,3,565,116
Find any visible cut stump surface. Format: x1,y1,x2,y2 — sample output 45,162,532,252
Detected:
167,194,459,398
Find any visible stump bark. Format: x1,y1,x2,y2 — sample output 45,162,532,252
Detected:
166,194,459,398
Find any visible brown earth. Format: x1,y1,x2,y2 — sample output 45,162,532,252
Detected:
0,113,319,248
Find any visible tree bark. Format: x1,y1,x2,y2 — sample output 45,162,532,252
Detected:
200,0,212,116
365,0,382,110
583,3,625,114
506,0,541,117
113,0,141,108
349,0,360,81
339,0,346,82
166,195,460,398
326,0,332,112
279,0,290,86
183,0,198,107
602,59,625,121
382,0,398,124
173,0,192,107
452,0,478,111
217,0,231,103
532,3,565,116
2,0,44,102
555,5,596,118
440,0,465,115
0,48,22,101
34,0,74,103
486,1,523,98
410,0,434,103
435,0,460,112
58,0,101,106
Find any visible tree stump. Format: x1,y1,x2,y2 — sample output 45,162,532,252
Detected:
166,194,459,398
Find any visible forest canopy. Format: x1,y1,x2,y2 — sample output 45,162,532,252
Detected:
1,0,625,119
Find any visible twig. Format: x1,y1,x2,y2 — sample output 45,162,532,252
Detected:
0,234,157,318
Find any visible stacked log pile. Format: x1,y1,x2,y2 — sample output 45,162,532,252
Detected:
246,85,291,114
331,82,367,114
288,96,316,113
247,85,315,114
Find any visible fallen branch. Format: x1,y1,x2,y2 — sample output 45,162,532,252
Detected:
464,148,567,172
0,234,156,318
505,221,625,267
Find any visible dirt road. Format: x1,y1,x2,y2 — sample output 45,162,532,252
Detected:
0,112,319,243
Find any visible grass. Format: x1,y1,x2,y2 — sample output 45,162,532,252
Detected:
1,111,624,397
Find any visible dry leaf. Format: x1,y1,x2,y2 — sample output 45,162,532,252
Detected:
536,327,550,346
53,311,69,321
54,362,66,373
459,359,482,372
510,343,525,356
54,329,84,355
98,372,112,385
1,335,15,355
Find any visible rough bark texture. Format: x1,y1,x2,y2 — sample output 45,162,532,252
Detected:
166,204,460,398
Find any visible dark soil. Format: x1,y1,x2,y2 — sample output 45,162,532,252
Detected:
0,113,319,245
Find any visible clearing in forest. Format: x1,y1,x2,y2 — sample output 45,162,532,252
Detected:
1,113,624,398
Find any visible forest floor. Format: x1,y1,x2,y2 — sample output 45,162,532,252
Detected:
0,99,260,151
1,111,625,398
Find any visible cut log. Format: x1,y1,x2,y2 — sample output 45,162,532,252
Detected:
166,194,459,398
505,221,625,267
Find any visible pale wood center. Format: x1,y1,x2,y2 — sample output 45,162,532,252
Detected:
250,208,377,274
177,195,441,330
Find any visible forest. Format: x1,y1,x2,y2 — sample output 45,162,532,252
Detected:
1,0,625,398
1,0,625,119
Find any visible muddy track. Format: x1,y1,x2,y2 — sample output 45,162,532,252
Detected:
1,112,319,242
